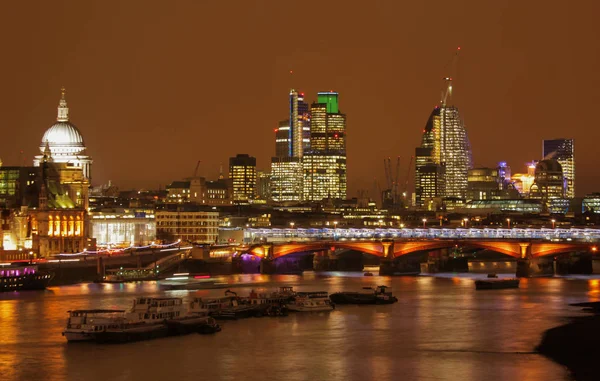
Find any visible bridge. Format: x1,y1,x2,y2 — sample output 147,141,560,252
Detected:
243,227,600,242
240,228,600,277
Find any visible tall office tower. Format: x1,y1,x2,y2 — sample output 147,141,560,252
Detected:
289,90,310,157
543,139,574,198
275,120,291,158
256,170,271,201
229,154,256,203
497,161,511,189
270,90,309,203
303,91,347,201
414,78,472,206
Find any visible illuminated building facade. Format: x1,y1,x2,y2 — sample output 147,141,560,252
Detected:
543,139,574,198
90,210,156,246
466,168,500,201
271,157,303,202
0,166,40,208
529,159,565,203
33,88,93,181
166,178,232,206
302,155,347,201
511,162,537,196
155,208,219,244
303,92,347,201
229,154,256,203
583,193,600,214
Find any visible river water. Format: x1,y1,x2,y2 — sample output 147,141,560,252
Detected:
1,272,599,381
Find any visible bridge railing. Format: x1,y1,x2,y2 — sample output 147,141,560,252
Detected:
243,227,600,242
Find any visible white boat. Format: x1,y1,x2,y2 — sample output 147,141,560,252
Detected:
62,309,127,342
125,297,187,323
287,292,334,312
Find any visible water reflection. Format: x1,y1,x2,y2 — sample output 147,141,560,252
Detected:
1,274,593,380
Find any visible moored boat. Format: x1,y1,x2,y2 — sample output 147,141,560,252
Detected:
189,294,257,320
62,309,127,342
1,263,53,292
475,278,520,290
329,285,398,305
288,292,334,312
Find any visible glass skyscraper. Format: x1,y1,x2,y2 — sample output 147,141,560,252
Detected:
543,138,574,198
415,102,472,206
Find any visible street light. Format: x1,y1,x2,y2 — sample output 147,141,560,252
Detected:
551,219,556,229
290,222,295,229
463,218,469,228
506,218,511,228
422,218,427,228
400,223,405,229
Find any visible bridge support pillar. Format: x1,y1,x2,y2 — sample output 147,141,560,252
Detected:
96,256,105,279
313,250,337,271
516,257,555,277
260,258,276,274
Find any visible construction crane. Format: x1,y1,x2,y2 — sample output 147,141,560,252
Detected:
393,156,401,204
403,155,414,198
441,47,461,106
193,160,201,177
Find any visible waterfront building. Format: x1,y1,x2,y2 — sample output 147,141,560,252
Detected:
33,88,93,181
466,167,500,201
270,157,303,202
303,92,347,202
543,139,574,198
155,206,218,244
229,154,257,203
529,159,565,204
461,199,543,214
89,209,156,246
414,79,472,205
583,193,600,214
165,178,232,206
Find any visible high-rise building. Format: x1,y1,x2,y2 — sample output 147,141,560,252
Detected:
543,139,574,198
229,154,256,203
270,157,303,202
289,90,310,157
466,168,500,201
303,92,347,202
302,155,347,201
414,79,472,206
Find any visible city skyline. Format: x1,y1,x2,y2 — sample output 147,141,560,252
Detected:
2,1,599,197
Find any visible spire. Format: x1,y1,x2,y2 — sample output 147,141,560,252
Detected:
42,140,53,163
57,86,69,122
219,163,224,180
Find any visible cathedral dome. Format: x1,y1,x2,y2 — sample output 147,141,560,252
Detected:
40,122,85,155
38,88,87,156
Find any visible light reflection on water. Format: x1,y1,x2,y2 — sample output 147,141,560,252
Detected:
0,273,598,381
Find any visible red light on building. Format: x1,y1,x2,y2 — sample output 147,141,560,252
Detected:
274,128,278,132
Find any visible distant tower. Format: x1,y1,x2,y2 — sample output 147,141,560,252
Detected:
543,139,574,198
229,154,257,203
415,70,472,206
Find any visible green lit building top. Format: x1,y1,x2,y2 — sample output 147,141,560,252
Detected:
317,92,339,114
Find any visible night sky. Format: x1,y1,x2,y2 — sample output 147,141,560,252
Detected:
3,1,600,197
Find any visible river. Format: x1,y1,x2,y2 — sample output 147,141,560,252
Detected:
1,272,599,381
